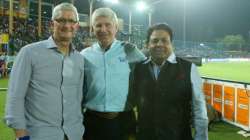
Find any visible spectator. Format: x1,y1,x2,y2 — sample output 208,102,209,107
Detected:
0,52,7,78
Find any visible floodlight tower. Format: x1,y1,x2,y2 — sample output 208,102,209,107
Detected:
135,0,163,27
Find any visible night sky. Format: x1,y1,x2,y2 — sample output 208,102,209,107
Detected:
73,0,250,42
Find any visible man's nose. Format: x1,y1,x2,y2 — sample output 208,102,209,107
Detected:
63,22,72,27
156,40,164,46
100,25,107,32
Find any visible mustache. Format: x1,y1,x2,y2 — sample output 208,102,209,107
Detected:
153,48,165,51
97,32,108,36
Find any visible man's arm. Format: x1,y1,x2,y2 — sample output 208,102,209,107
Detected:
5,46,32,138
190,64,209,140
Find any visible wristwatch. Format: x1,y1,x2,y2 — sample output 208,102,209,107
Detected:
16,136,30,140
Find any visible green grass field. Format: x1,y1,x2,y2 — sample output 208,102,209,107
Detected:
0,78,8,88
0,90,14,140
198,61,250,83
0,61,250,140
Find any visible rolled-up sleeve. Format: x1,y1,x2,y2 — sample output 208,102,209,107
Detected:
191,64,209,140
5,46,32,129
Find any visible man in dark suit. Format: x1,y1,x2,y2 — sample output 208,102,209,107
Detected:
132,23,208,140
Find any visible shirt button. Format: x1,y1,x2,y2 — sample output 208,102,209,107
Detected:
63,100,66,103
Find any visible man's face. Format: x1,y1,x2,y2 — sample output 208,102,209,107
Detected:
148,29,173,63
92,16,118,47
51,10,79,42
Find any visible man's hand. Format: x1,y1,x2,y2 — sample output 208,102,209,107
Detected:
14,129,28,138
121,41,136,51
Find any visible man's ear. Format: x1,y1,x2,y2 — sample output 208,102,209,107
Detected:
49,21,54,29
171,44,175,51
49,21,54,33
88,26,94,37
115,24,119,32
75,23,80,29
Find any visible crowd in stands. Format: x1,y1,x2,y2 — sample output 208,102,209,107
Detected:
1,16,40,52
73,27,89,51
2,15,250,58
0,16,88,53
0,16,89,78
1,16,250,78
0,52,8,78
174,41,250,58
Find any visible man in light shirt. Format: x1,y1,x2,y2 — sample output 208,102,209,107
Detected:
132,23,208,140
81,7,145,140
5,3,84,140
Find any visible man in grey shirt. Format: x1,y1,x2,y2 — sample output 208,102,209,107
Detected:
5,3,84,140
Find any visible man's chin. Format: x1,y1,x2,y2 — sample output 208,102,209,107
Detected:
151,53,164,58
98,37,108,42
152,54,167,60
99,40,112,46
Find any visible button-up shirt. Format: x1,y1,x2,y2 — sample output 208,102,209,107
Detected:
150,53,208,140
5,37,85,140
81,40,146,112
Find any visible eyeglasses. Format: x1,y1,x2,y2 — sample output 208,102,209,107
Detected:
54,18,78,25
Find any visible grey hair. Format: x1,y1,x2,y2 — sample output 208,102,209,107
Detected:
52,2,79,21
92,7,118,26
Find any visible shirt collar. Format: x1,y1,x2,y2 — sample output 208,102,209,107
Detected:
94,39,118,52
145,52,177,65
167,52,177,64
46,36,57,49
46,36,75,52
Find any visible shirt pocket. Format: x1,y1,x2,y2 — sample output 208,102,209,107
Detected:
112,55,131,75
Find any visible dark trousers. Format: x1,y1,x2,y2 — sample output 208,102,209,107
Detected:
83,110,136,140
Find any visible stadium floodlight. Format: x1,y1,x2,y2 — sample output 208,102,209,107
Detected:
136,1,148,12
103,0,119,4
134,0,163,26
